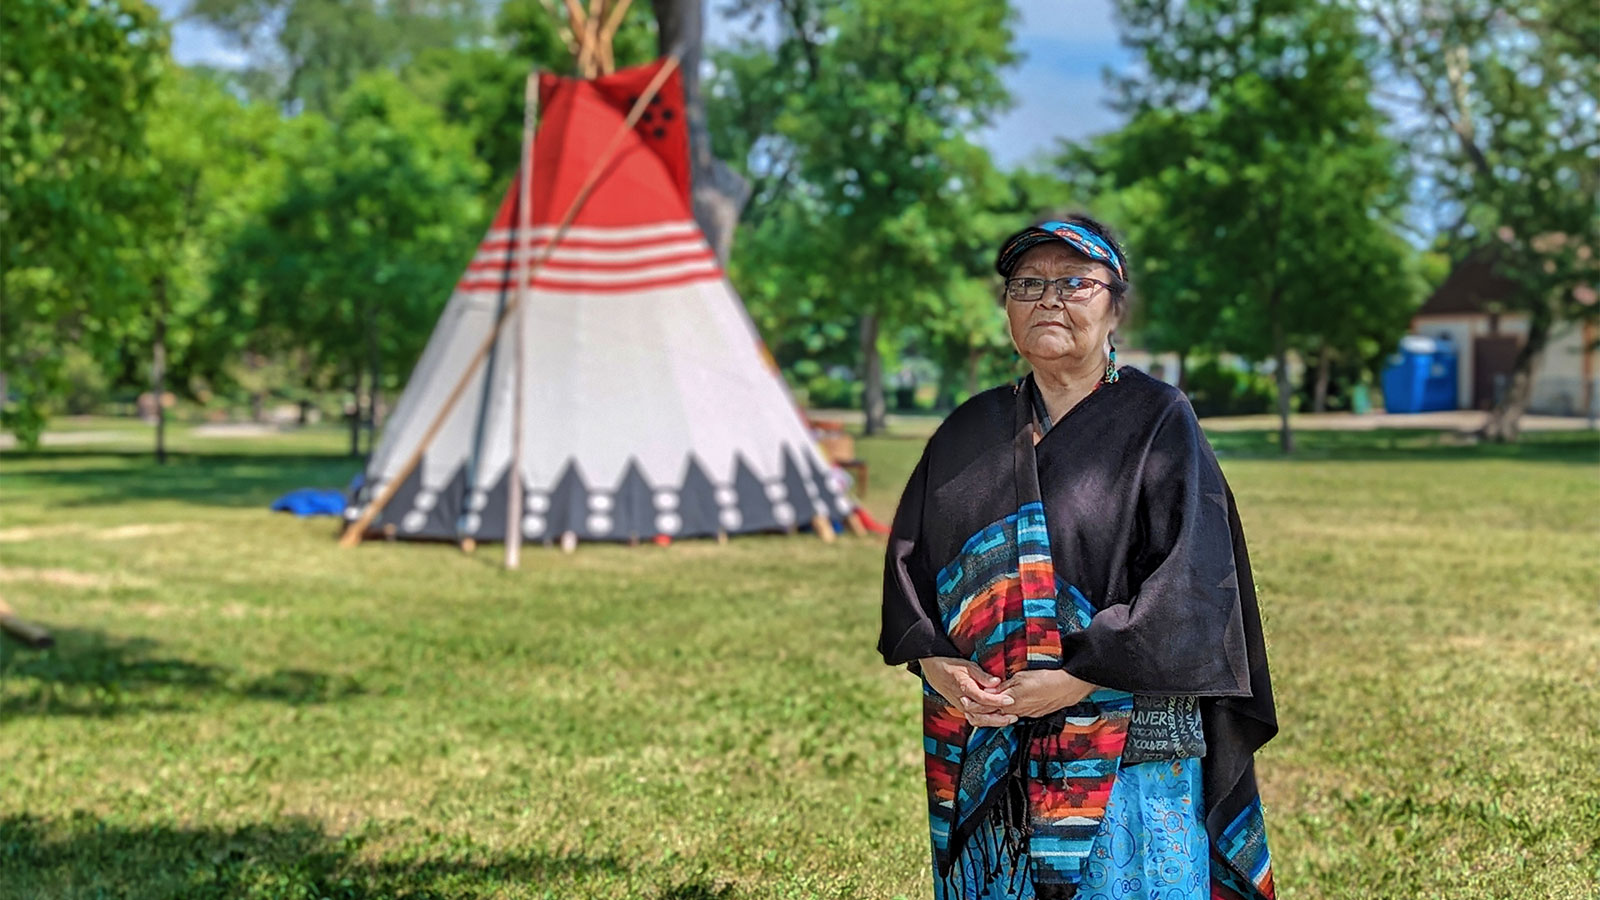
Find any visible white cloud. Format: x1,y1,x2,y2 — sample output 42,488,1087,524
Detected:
150,0,252,69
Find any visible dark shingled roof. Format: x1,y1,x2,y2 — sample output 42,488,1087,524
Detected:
1417,250,1519,317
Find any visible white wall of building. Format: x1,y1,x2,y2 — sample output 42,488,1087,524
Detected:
1412,313,1597,415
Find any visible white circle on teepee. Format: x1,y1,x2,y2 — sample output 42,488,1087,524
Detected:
772,502,795,525
462,512,482,534
344,506,362,521
588,494,613,512
719,508,742,529
522,514,545,535
653,491,678,511
764,482,787,501
587,513,613,534
835,497,853,515
414,491,437,512
467,490,489,511
525,493,549,513
401,510,427,532
714,487,738,507
655,512,681,534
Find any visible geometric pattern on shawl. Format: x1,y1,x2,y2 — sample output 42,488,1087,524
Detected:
1211,798,1276,899
921,501,1133,894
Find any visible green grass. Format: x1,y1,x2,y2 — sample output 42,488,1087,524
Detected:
2,420,1598,899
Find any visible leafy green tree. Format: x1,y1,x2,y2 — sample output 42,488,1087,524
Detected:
217,73,487,456
1,0,166,447
710,0,1018,433
1062,0,1418,452
1360,0,1599,440
120,67,290,461
184,0,491,114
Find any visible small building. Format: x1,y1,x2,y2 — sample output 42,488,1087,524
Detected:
1409,254,1598,415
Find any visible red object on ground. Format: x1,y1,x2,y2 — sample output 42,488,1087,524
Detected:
855,508,891,534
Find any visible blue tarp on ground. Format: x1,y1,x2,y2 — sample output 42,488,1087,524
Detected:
271,488,348,517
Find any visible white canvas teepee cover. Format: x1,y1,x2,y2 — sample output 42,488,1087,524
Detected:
347,60,855,543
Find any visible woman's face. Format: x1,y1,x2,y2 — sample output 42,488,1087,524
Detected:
1004,243,1118,371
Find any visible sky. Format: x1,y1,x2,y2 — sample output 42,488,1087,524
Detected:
149,0,1135,169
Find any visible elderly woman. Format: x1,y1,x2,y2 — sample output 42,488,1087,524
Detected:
878,217,1278,900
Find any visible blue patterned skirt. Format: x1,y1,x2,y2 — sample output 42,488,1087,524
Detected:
931,757,1209,900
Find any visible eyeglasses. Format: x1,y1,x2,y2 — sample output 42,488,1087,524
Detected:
1005,275,1111,303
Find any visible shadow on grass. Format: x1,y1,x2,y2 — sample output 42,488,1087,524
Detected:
0,450,362,509
0,813,738,900
1205,428,1600,463
0,629,364,719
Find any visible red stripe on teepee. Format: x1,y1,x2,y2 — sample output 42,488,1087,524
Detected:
477,232,701,253
456,269,723,295
463,250,715,275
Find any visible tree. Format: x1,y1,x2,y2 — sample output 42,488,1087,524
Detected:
1360,0,1600,440
709,0,1019,434
121,67,290,461
184,0,490,115
217,73,486,456
1,0,166,447
1063,0,1419,452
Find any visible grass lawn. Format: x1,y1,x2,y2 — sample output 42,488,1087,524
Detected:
1,419,1597,899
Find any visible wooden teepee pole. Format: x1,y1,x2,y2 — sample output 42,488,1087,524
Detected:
597,0,632,73
340,54,683,549
574,0,601,77
505,73,539,571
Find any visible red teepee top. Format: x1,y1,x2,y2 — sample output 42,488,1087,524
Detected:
459,59,718,295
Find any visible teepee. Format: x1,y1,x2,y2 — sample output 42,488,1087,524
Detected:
340,54,858,555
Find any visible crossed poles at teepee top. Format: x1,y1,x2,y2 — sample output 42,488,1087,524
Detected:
338,54,681,551
552,0,634,78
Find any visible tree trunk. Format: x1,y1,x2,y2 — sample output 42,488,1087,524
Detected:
1311,341,1332,414
1482,303,1554,442
654,0,750,262
348,370,363,459
966,345,983,399
1271,309,1295,454
365,299,381,456
1174,349,1187,393
152,278,168,466
860,313,887,436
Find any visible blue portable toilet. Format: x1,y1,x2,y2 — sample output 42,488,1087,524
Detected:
1382,335,1459,413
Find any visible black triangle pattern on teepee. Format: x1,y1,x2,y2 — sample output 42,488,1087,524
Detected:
545,461,590,539
731,454,780,532
367,461,423,534
362,451,853,543
368,463,469,540
676,458,721,538
470,465,511,541
612,461,655,541
779,445,820,525
804,452,853,518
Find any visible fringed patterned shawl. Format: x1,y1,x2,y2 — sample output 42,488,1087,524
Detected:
879,368,1278,899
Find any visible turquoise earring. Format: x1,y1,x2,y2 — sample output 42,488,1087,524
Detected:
1104,340,1120,384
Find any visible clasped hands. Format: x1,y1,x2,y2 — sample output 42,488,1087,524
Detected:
921,657,1097,727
